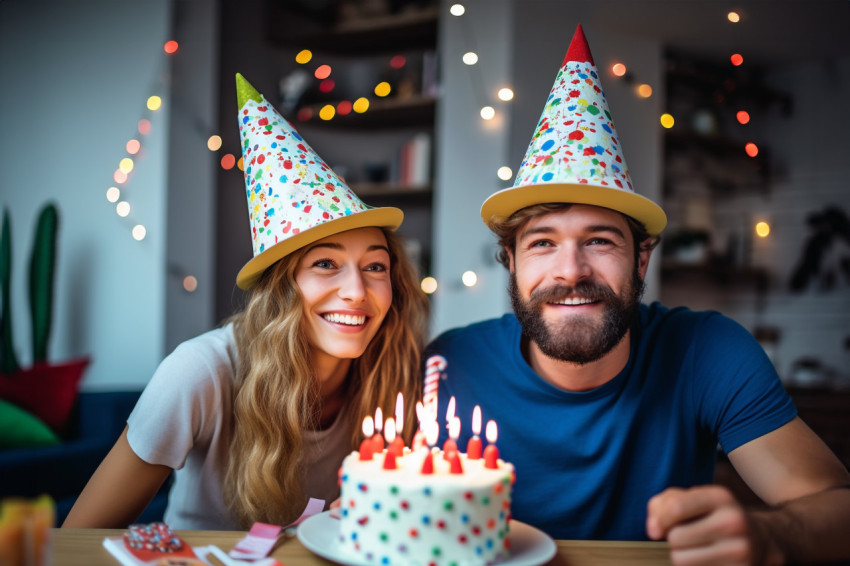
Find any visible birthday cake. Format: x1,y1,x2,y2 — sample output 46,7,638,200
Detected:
338,446,514,566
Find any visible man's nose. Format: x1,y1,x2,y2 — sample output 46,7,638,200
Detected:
551,244,591,285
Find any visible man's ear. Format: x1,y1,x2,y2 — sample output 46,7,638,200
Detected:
506,247,516,274
637,238,653,280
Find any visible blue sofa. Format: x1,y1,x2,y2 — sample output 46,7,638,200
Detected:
0,390,170,526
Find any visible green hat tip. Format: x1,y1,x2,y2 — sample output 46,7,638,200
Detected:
235,73,264,109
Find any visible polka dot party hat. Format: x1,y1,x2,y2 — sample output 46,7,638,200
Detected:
481,25,666,236
235,73,403,289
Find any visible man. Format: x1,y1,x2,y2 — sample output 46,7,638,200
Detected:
426,25,850,565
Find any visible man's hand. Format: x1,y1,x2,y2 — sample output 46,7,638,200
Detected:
646,485,782,566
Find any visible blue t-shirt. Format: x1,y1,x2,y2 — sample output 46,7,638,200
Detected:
425,302,796,540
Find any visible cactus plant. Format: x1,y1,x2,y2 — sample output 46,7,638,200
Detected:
29,204,58,364
0,209,19,374
0,203,59,373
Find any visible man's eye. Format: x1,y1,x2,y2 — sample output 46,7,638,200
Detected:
588,238,612,246
529,240,552,248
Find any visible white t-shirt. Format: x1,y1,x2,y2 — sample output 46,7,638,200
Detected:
127,324,354,529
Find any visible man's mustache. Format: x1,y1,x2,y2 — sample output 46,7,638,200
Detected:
527,280,617,308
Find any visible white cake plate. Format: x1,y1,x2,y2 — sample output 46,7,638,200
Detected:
297,510,557,566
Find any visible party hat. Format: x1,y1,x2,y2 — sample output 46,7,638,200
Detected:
235,73,403,289
481,25,666,236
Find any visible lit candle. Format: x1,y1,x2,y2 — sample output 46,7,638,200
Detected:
386,417,404,457
412,401,426,450
445,396,456,430
359,416,374,460
466,405,483,460
395,392,404,437
448,449,464,474
420,419,439,474
372,407,385,452
483,420,499,469
443,416,460,458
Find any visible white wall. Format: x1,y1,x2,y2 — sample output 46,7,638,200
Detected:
0,0,217,390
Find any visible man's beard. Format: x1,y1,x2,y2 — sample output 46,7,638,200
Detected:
510,267,645,365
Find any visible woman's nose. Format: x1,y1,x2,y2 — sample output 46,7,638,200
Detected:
338,267,367,302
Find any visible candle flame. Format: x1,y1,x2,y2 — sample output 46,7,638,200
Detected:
395,392,404,434
362,416,374,437
446,396,456,428
385,417,396,442
472,405,481,436
415,401,424,430
425,419,439,447
485,420,498,444
449,416,461,440
375,407,383,432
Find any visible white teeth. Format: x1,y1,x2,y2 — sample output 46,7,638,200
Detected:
551,297,594,305
323,313,366,325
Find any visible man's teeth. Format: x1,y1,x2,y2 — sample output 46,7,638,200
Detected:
323,313,366,325
551,297,594,305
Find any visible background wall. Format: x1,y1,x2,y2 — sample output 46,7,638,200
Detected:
0,0,217,390
2,0,848,392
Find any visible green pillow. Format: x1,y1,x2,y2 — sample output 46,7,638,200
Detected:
0,399,61,449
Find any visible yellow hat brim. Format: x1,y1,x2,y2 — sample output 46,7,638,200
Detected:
480,182,667,236
236,206,404,290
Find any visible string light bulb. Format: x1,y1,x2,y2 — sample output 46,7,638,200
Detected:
755,221,770,238
462,271,478,287
462,52,478,65
207,135,222,151
660,113,675,129
480,106,495,120
497,166,512,181
421,276,438,294
450,4,465,16
497,88,514,101
612,63,627,77
132,225,146,241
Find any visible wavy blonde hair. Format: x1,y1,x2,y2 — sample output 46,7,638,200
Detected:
223,228,429,528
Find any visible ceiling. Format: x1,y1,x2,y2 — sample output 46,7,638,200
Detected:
573,0,850,66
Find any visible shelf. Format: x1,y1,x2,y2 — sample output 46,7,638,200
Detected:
297,95,436,129
352,183,432,198
267,6,439,55
661,260,769,288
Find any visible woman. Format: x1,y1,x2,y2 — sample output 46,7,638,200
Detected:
62,75,429,529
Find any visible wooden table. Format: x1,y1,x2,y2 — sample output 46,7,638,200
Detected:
51,528,672,565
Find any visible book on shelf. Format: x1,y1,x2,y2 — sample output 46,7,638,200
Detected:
397,132,431,188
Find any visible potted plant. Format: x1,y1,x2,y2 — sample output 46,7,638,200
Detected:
0,203,89,433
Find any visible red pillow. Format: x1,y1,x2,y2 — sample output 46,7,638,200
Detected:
0,357,89,432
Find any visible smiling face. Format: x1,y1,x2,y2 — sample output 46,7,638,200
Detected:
508,204,650,365
295,227,393,367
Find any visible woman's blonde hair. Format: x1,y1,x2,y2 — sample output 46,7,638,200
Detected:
223,228,428,528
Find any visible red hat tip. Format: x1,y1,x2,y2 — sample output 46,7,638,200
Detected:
563,24,594,66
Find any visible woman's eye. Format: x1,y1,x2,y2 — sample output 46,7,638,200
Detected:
313,259,336,269
365,262,389,272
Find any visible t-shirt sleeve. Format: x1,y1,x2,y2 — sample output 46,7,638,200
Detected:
127,336,230,470
690,312,797,454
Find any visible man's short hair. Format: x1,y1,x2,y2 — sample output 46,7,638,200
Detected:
489,203,661,269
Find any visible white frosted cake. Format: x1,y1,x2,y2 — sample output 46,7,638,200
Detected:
338,447,514,566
